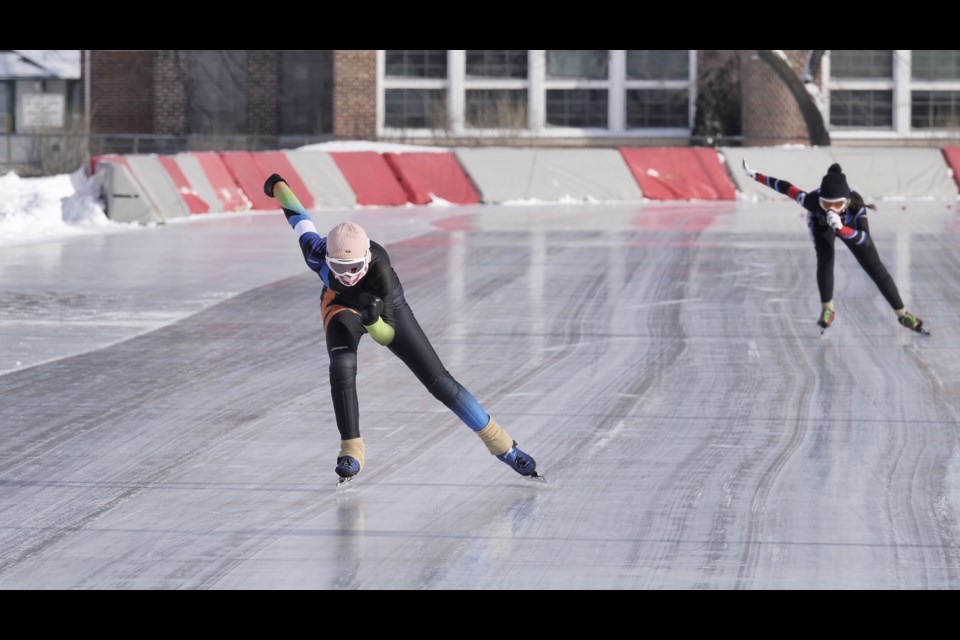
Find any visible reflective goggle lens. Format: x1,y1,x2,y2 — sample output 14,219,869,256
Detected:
327,258,367,275
819,197,848,213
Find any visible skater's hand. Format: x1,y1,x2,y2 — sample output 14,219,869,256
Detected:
742,158,757,179
263,173,285,198
357,292,383,326
825,210,843,231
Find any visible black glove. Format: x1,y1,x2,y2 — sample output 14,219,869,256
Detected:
263,173,285,198
358,293,383,326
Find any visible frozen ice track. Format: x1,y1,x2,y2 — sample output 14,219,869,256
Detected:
1,202,958,589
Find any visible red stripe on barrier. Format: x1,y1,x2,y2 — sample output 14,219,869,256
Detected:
158,156,210,214
191,152,251,212
620,148,736,201
330,151,408,206
251,151,315,210
220,152,277,211
943,148,960,189
383,152,479,205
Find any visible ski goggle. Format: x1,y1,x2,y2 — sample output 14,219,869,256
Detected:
819,197,849,213
326,255,368,275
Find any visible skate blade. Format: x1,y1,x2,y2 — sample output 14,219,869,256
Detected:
336,476,357,490
523,472,548,484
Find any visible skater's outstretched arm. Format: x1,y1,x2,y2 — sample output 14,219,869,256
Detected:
263,173,327,274
742,158,813,208
741,159,860,241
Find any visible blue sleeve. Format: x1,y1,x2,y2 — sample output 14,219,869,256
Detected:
275,183,331,280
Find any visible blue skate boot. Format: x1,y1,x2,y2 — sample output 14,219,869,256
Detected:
496,441,541,479
335,456,361,479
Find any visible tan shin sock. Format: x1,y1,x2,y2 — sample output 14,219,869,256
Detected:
476,417,514,457
339,437,366,471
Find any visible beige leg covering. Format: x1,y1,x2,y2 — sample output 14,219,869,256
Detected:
339,437,366,471
476,417,514,456
895,307,906,318
822,301,834,311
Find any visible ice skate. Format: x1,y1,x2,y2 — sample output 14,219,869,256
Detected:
496,441,546,482
898,311,930,336
817,308,835,334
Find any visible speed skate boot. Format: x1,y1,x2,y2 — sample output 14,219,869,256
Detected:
817,308,835,331
898,311,929,335
476,416,544,481
496,441,538,477
335,437,365,485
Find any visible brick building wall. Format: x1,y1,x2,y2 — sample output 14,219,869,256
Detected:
154,51,189,135
333,50,377,140
90,51,155,134
247,51,279,135
741,50,818,146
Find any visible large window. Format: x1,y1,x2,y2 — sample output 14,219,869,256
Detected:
545,51,610,129
625,50,690,130
384,50,449,130
828,50,960,136
379,50,695,137
187,50,247,135
280,50,333,135
827,50,894,129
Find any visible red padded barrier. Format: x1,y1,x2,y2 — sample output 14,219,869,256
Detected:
191,152,251,211
330,151,408,206
620,148,736,201
942,147,960,189
251,151,315,210
383,152,479,205
158,156,210,214
220,152,276,211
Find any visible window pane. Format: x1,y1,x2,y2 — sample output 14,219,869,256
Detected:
546,51,608,79
831,50,893,79
626,89,688,127
912,90,960,128
465,89,527,128
626,50,689,80
466,50,528,79
385,88,448,128
546,89,608,127
385,50,447,78
830,90,893,127
280,50,333,135
912,50,960,80
187,50,247,134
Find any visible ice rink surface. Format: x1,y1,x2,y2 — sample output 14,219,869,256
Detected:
1,200,959,589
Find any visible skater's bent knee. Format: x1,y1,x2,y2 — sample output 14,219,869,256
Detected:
329,352,357,384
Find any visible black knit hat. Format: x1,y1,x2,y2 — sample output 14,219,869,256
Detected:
819,163,850,199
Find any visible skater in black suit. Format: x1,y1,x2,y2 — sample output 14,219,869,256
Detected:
742,160,927,335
